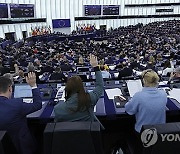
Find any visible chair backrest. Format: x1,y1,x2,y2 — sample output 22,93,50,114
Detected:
0,131,6,154
44,122,104,154
0,131,17,154
141,122,180,154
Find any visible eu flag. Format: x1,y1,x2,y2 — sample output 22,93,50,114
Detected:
52,19,71,28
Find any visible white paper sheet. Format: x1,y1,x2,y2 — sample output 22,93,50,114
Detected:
109,65,116,70
105,88,122,99
159,81,168,86
168,88,180,103
126,80,143,97
114,73,119,78
55,86,65,101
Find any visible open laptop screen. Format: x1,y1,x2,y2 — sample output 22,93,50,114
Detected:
77,67,90,72
14,84,32,98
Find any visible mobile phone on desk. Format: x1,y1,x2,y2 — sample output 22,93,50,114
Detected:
114,95,127,108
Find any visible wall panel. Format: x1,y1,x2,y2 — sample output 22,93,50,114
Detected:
0,0,180,39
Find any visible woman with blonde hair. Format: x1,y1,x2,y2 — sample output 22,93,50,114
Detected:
125,69,167,132
125,69,167,153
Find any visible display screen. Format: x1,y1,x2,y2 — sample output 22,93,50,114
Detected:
103,5,120,15
10,4,34,18
84,5,101,16
0,3,8,18
14,84,32,98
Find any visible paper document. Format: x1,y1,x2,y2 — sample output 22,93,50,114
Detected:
135,71,142,76
105,88,122,99
159,81,168,86
126,80,143,97
109,65,116,70
55,86,65,101
168,88,180,103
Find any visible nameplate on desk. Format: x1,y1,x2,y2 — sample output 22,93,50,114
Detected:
23,98,33,103
115,81,120,85
23,99,46,105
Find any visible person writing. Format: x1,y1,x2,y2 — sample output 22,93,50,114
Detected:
0,72,42,154
125,69,167,153
54,54,103,122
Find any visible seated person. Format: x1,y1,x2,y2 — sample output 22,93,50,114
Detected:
16,69,26,83
41,62,54,74
54,54,103,123
49,67,67,81
0,72,42,154
77,55,84,65
98,59,109,70
118,62,133,79
125,69,167,153
60,61,74,72
99,65,111,79
162,60,174,76
168,67,180,88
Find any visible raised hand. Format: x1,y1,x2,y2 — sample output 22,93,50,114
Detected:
90,54,98,67
26,72,37,87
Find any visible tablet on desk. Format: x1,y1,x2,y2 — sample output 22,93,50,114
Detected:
113,95,127,108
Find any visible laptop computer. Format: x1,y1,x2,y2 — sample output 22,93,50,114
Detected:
14,84,33,103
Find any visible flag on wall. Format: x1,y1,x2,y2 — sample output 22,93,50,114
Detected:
52,19,71,28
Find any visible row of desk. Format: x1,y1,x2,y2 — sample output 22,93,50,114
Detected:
26,80,180,121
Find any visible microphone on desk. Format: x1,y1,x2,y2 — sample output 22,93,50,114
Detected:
47,83,58,106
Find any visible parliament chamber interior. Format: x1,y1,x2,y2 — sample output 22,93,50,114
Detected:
1,0,180,154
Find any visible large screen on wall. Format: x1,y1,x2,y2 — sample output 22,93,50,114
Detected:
0,3,8,18
84,5,101,16
103,5,120,15
10,4,34,18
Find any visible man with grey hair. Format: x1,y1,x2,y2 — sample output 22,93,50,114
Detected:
168,67,180,88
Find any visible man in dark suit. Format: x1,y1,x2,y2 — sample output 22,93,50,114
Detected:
49,67,67,81
118,62,133,79
0,72,42,154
